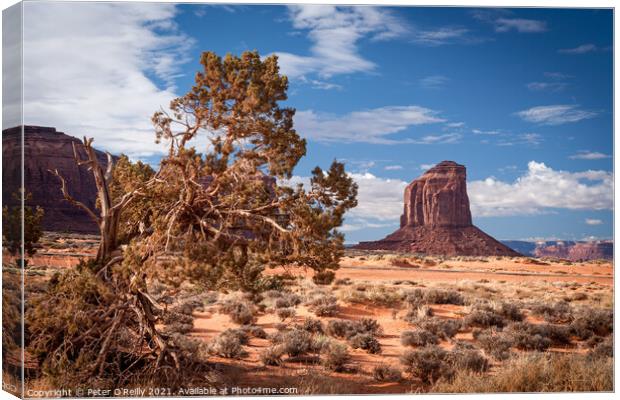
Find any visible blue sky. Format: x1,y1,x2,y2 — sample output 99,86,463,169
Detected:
13,3,613,243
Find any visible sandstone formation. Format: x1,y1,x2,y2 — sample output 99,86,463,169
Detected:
2,126,110,233
355,161,521,256
534,241,613,261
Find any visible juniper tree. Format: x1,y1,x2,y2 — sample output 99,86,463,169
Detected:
28,50,357,387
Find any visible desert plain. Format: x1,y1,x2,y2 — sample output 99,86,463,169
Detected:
9,232,613,395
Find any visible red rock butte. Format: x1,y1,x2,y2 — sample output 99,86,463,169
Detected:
355,161,521,256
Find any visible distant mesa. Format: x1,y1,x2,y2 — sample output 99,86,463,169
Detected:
502,240,613,261
355,161,521,256
2,125,110,234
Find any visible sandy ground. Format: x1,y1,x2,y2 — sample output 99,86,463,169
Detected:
14,239,613,395
186,254,611,393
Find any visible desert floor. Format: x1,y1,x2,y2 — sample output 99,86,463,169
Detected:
11,235,615,394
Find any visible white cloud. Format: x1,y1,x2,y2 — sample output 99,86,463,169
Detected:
19,2,193,159
494,18,547,33
569,151,611,160
469,161,613,217
286,172,408,224
516,105,597,125
472,128,500,135
526,82,567,92
275,5,408,79
503,133,543,146
412,27,470,45
384,165,403,171
446,122,465,128
419,75,449,89
294,106,446,144
544,71,573,80
585,218,603,226
558,44,597,54
420,163,435,171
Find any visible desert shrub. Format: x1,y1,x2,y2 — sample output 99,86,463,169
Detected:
219,298,256,325
448,348,489,373
313,271,336,285
475,330,512,361
531,301,573,323
404,288,464,308
326,318,381,339
373,364,402,382
401,330,439,347
310,334,334,355
588,337,613,359
275,293,302,308
570,307,613,339
424,289,465,305
334,278,352,285
326,320,354,338
504,325,552,352
321,342,350,372
400,346,453,384
298,318,324,334
358,318,382,336
414,317,461,339
349,333,381,354
496,302,523,321
276,307,296,321
281,329,313,357
209,330,247,358
260,345,285,366
339,284,402,307
431,353,612,393
464,309,507,329
246,325,267,339
307,294,339,317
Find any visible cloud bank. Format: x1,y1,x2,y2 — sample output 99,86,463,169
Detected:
19,2,192,159
294,106,448,144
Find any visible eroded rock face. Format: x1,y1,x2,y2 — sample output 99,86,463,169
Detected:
401,161,472,228
356,161,520,256
2,126,109,233
534,241,613,261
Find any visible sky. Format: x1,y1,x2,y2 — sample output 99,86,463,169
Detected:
5,2,613,243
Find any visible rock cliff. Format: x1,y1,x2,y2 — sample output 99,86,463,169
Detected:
356,161,520,256
2,126,110,233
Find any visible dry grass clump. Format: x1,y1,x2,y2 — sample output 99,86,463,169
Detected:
405,288,465,307
339,284,403,307
260,345,285,366
412,317,462,339
569,307,613,339
390,258,421,268
373,364,402,382
401,330,439,347
208,329,248,358
312,271,336,285
431,353,612,393
306,293,339,317
400,345,489,384
321,341,350,372
280,329,314,357
530,301,573,323
588,337,613,359
464,309,507,329
326,318,382,339
276,307,296,321
349,333,382,354
219,297,256,325
274,293,302,309
473,329,512,361
297,318,324,334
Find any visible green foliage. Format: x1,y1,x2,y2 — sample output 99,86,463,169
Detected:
2,191,44,258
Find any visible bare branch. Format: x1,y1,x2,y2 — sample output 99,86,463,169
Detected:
104,152,114,182
49,169,100,224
